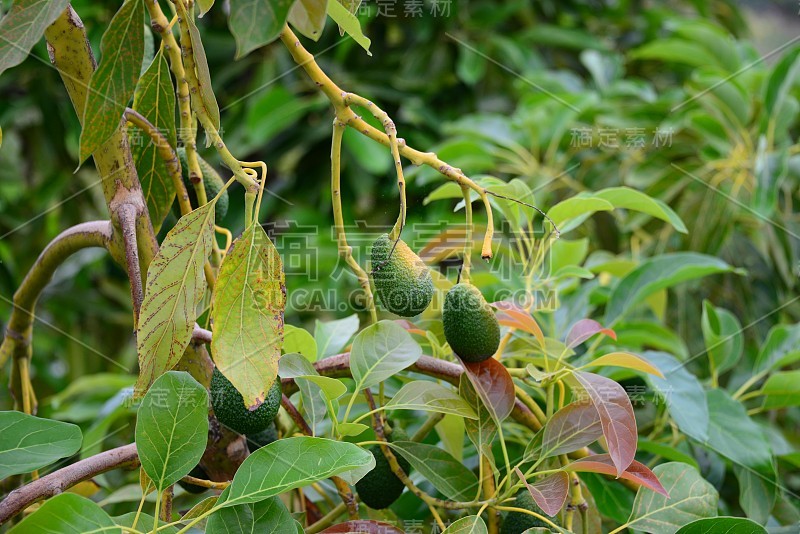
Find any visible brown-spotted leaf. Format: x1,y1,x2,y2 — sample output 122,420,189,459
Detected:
515,467,569,516
574,371,636,475
135,202,215,394
541,401,603,458
211,223,285,409
321,521,404,534
131,49,176,232
565,319,616,349
564,454,669,497
0,0,71,77
79,0,144,163
462,357,515,422
492,300,545,349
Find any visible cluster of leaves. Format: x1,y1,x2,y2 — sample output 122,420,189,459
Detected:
0,0,799,533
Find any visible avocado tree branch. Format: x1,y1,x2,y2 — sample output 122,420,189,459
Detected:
279,26,495,259
0,443,140,524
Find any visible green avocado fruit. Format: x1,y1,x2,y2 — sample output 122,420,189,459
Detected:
210,368,281,435
176,465,209,495
442,283,501,362
173,147,229,220
500,490,557,534
371,234,434,317
246,421,279,453
355,426,412,509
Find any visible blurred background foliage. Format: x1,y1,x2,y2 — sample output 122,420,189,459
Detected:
1,0,800,524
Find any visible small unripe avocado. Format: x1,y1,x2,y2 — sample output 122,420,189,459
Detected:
177,465,209,494
246,422,279,453
500,490,556,534
173,147,229,220
210,368,281,435
355,426,411,509
371,234,433,317
442,283,500,362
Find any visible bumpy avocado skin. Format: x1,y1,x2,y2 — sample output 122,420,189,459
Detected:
442,283,501,362
174,147,229,220
371,234,434,317
355,427,412,509
177,465,209,494
246,422,279,453
210,368,281,435
500,490,555,534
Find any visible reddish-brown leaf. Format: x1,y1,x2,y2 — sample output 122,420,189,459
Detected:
565,319,616,349
321,521,405,534
515,467,569,516
541,401,603,458
462,358,515,422
564,454,669,497
492,300,546,348
574,372,637,475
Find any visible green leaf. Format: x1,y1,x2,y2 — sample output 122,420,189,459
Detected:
605,253,738,324
706,389,774,474
761,370,800,409
135,202,215,393
327,0,370,54
179,3,220,132
315,314,359,359
765,47,800,119
701,301,743,376
675,517,767,534
0,411,82,478
221,436,373,507
630,39,720,68
284,325,317,361
9,493,119,533
206,489,296,533
442,515,488,534
337,422,369,437
79,0,144,163
546,196,613,227
582,472,635,524
625,463,718,533
643,352,709,442
288,0,328,41
593,187,687,233
350,320,422,390
135,371,209,491
584,352,663,377
734,464,777,525
228,0,293,58
384,381,478,419
637,439,699,471
114,512,177,533
390,440,480,502
197,0,215,17
0,0,71,77
132,49,177,232
754,323,800,374
211,223,285,409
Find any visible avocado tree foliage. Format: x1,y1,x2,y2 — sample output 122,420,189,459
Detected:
0,0,797,533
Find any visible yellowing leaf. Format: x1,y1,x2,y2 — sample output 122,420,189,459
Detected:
135,202,215,394
584,352,664,378
211,223,285,409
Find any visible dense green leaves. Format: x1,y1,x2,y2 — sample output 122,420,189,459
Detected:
675,517,767,534
211,223,285,409
135,202,215,393
9,493,118,533
315,314,359,358
0,0,71,77
79,0,144,163
701,301,744,376
132,49,177,232
134,371,209,491
625,463,718,533
221,437,373,507
349,320,422,390
390,441,480,502
228,0,293,58
0,411,82,478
